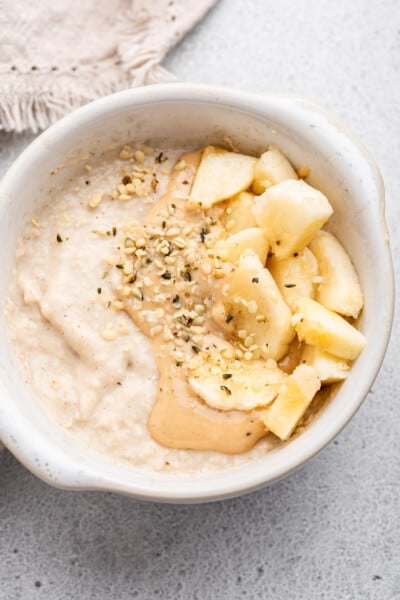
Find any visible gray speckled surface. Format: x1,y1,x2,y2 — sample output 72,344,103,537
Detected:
1,1,399,598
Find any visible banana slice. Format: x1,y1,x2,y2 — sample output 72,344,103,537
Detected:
262,364,321,440
293,297,366,360
268,247,318,311
221,192,257,233
253,179,333,259
212,252,294,361
189,146,256,209
189,356,286,411
252,147,298,194
301,344,350,383
309,230,364,318
212,227,269,265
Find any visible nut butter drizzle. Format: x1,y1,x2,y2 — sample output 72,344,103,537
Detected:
120,150,265,453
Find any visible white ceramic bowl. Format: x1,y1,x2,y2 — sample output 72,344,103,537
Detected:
0,84,394,503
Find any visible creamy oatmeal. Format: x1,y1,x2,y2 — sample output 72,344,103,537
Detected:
5,143,366,474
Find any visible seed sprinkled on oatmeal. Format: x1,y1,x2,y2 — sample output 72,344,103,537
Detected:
174,159,187,171
88,192,103,209
120,146,132,160
101,329,117,341
134,150,145,164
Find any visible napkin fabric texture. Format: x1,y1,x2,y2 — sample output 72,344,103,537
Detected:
0,0,217,133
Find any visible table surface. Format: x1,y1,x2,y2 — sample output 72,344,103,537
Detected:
1,1,399,598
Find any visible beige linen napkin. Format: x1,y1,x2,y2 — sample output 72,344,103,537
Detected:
0,0,217,133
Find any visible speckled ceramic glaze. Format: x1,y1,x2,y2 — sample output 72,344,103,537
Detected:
0,84,394,502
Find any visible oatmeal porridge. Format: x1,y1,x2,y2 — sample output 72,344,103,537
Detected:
5,143,366,474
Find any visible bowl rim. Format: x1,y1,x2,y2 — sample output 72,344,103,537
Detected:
0,83,395,503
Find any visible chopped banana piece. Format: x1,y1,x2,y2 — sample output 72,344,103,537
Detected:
221,192,257,233
188,146,256,209
293,297,366,360
212,252,294,361
212,227,269,265
189,357,286,411
309,230,364,318
268,247,318,311
301,345,350,383
262,364,321,440
253,179,333,259
252,147,298,194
